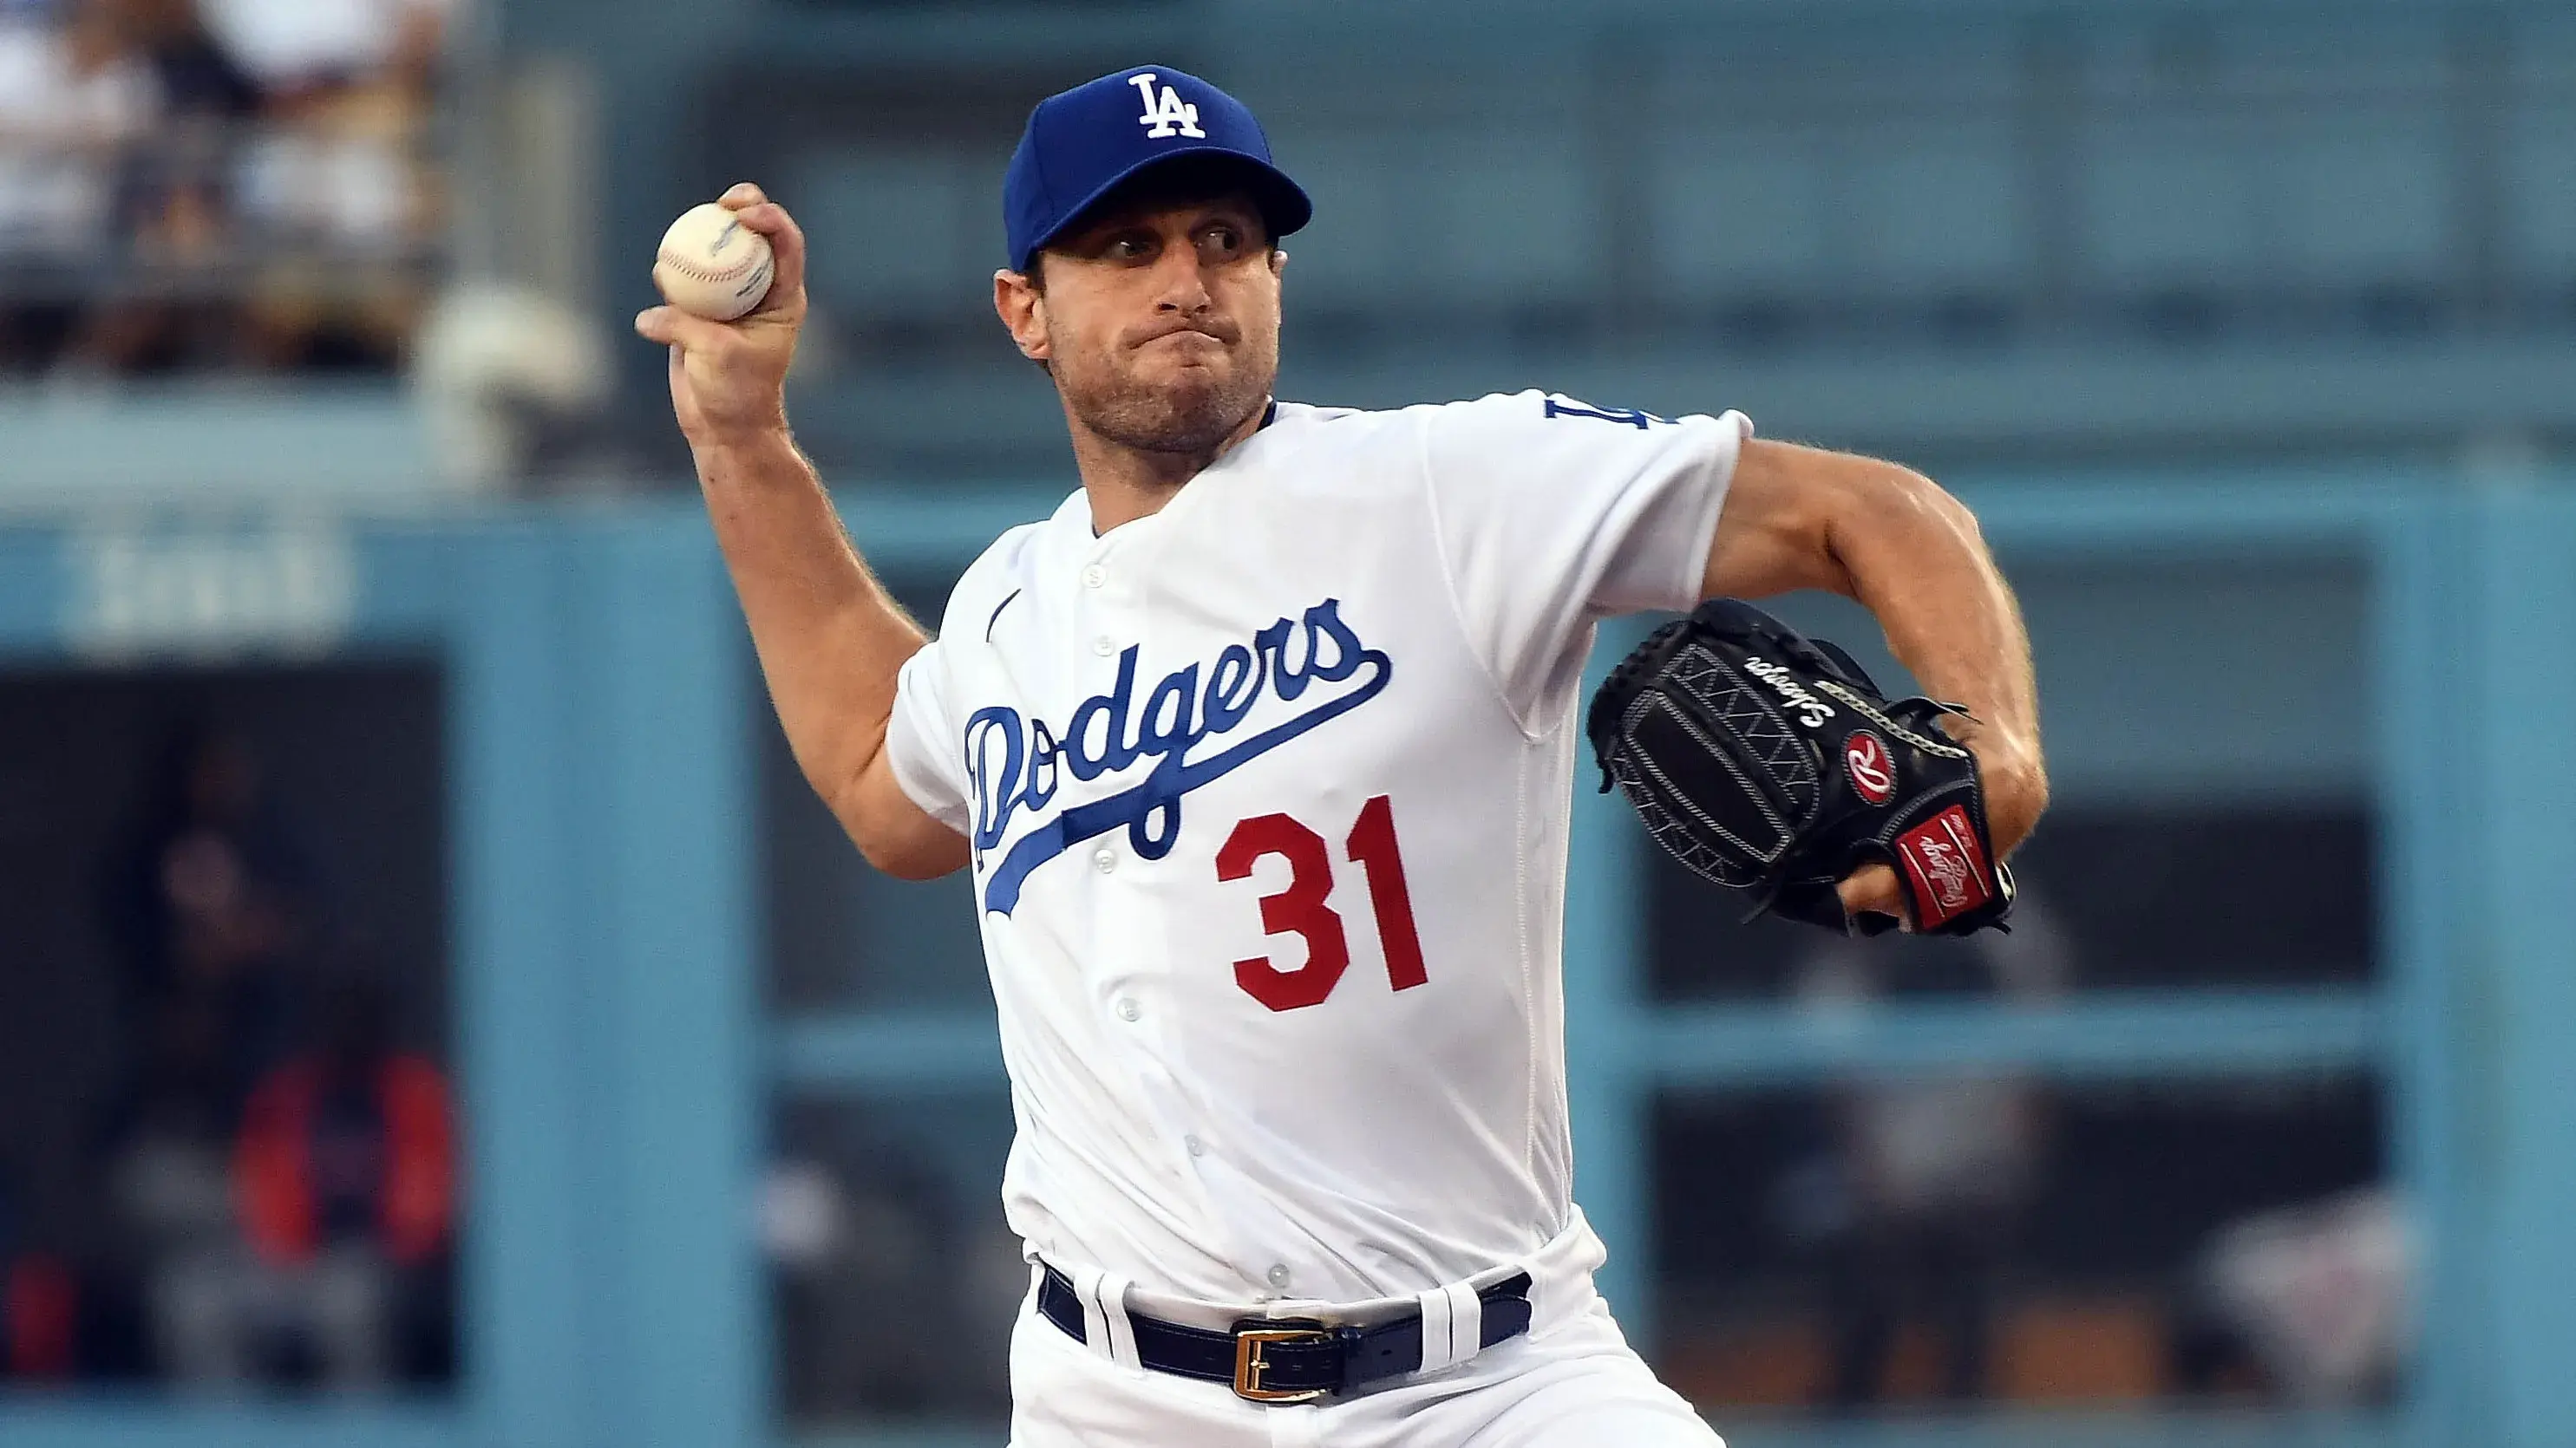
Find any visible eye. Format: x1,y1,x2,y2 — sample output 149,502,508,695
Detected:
1197,224,1246,258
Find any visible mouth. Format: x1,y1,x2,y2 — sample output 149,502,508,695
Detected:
1134,323,1232,351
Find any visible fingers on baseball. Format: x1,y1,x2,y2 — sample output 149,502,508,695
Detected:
728,202,808,305
697,184,807,314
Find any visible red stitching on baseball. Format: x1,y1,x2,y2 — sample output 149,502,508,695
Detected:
658,250,763,284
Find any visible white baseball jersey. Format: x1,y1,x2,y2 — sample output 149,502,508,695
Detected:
885,390,1751,1311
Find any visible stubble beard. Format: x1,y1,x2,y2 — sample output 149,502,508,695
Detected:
1058,343,1273,458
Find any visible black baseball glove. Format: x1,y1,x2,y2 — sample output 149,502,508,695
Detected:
1585,597,2014,936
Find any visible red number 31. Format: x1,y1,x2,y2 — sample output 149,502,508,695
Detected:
1214,794,1429,1012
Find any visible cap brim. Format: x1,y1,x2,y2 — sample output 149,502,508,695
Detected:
1017,147,1312,272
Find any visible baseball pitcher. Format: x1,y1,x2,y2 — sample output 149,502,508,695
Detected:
637,64,2047,1448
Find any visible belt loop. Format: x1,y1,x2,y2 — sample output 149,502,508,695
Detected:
1413,1286,1455,1372
1444,1281,1486,1367
1414,1280,1485,1373
1072,1267,1141,1370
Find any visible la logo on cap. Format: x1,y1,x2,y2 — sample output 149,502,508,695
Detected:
1129,73,1206,139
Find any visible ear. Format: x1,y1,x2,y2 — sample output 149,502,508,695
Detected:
1270,247,1287,277
993,270,1051,363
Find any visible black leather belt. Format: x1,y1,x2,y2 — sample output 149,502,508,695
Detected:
1036,1264,1534,1403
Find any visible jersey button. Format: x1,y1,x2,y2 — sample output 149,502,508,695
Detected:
1092,636,1117,656
1081,564,1107,590
1092,847,1116,874
1265,1263,1291,1289
1184,1135,1206,1158
1115,997,1141,1023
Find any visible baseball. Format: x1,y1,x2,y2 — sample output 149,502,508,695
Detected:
653,202,775,322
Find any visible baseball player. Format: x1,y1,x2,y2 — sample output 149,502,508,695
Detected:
636,64,2045,1448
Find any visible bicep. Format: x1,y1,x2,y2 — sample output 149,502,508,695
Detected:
1700,438,1916,601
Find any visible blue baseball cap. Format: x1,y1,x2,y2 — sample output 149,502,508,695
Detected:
1004,64,1311,274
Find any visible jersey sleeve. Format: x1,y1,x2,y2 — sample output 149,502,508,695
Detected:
1421,389,1752,726
884,638,973,835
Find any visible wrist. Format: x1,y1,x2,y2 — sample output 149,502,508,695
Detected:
1965,729,2048,854
690,416,798,465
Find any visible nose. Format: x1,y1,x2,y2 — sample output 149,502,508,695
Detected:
1149,242,1213,316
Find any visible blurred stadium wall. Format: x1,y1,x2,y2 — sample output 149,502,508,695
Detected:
0,3,2571,1448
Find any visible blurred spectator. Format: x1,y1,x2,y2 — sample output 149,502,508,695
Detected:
99,723,321,1086
200,0,453,370
0,1170,80,1382
197,0,447,98
1775,907,2069,1406
0,0,446,376
120,0,255,121
158,971,453,1390
2172,1187,2411,1405
412,280,618,489
0,0,160,372
96,988,248,1380
0,0,158,252
764,1107,1021,1419
58,0,259,373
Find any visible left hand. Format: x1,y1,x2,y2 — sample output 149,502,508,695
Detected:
1835,721,2047,929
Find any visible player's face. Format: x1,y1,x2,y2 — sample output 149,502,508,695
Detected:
999,193,1285,456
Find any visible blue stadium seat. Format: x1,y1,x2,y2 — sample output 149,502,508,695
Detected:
2077,118,2449,296
2267,124,2449,287
788,152,995,325
1271,135,1406,311
1649,134,1834,302
2503,16,2576,288
2504,106,2576,285
1834,121,2030,296
1402,133,1595,305
1653,121,2025,305
1285,130,1598,311
2078,120,2270,292
2076,19,2452,300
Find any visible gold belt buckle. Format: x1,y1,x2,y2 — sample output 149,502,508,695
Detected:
1232,1324,1335,1404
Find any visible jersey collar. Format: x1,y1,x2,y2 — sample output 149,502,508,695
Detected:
1082,397,1283,538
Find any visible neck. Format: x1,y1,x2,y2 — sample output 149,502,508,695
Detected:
1067,398,1271,533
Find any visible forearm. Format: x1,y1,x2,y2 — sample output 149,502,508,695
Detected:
695,428,925,815
1830,477,2035,740
638,186,964,877
1828,471,2047,845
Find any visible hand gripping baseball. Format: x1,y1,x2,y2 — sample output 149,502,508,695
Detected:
635,182,810,447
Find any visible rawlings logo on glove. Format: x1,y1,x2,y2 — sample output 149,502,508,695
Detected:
1585,598,2014,936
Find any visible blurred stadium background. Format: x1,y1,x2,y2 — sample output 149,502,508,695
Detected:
0,0,2571,1446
